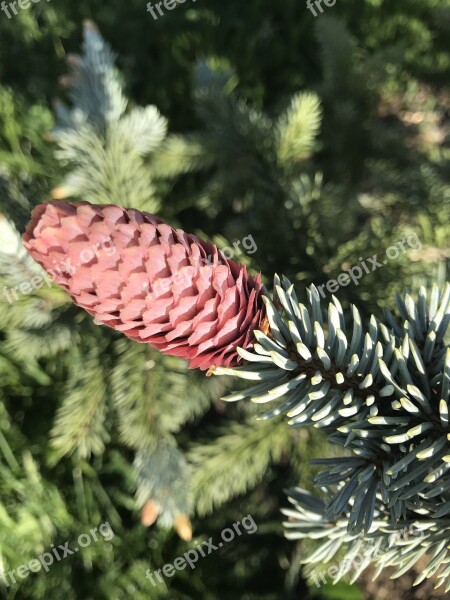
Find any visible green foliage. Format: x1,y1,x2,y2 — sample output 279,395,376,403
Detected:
111,340,211,446
0,25,320,598
276,92,322,167
51,24,168,210
189,418,288,515
51,343,110,459
189,416,330,517
0,2,448,598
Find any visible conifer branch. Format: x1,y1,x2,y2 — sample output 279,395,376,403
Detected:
215,276,450,586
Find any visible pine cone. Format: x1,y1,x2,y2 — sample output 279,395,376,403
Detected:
23,201,264,370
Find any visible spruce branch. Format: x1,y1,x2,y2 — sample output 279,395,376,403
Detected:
188,418,288,516
51,22,167,212
51,343,110,459
276,92,322,165
215,275,450,586
62,19,127,129
150,133,215,178
110,339,211,451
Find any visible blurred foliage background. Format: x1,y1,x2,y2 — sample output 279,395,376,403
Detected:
0,0,449,598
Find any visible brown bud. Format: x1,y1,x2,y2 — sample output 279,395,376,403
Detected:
175,514,193,541
141,500,160,527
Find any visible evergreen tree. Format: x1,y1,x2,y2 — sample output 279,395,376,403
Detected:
0,3,448,598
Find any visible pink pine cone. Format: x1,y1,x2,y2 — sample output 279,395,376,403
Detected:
23,201,265,370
